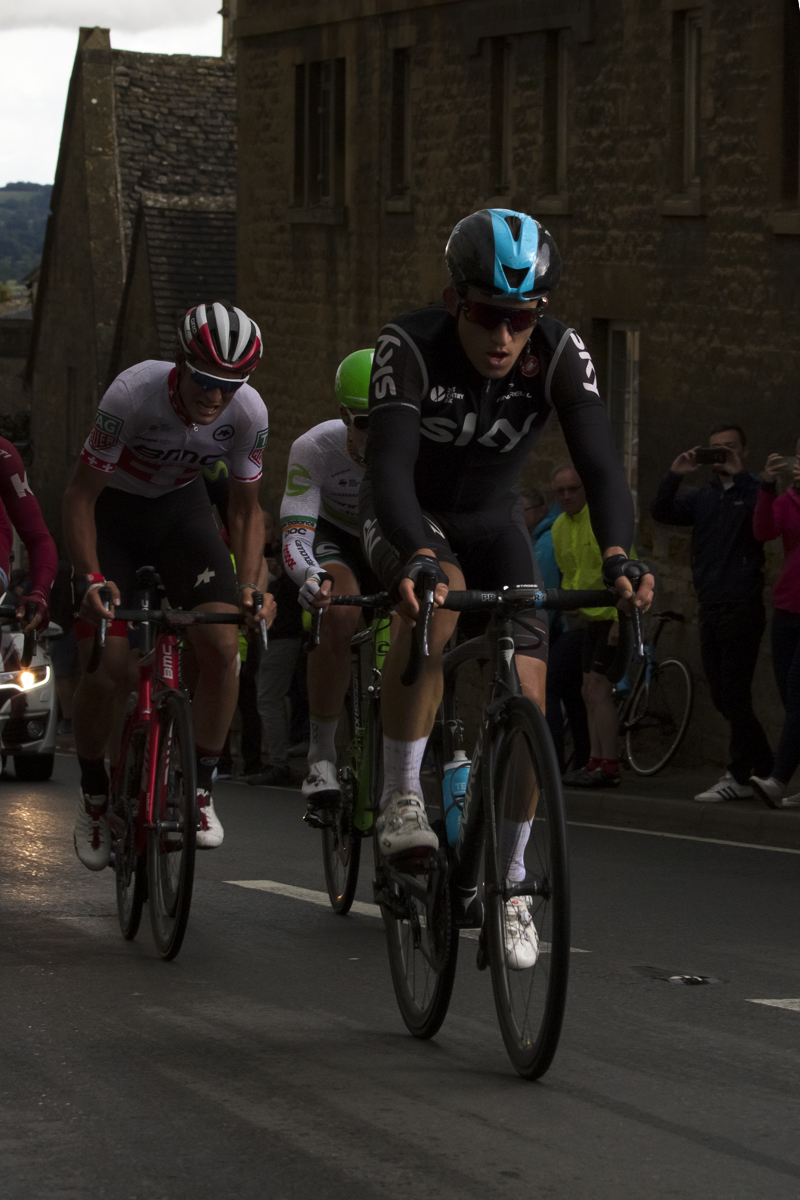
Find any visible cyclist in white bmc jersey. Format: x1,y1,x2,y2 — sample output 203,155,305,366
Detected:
280,350,380,815
64,303,275,870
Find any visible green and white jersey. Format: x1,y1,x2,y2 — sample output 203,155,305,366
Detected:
280,419,364,585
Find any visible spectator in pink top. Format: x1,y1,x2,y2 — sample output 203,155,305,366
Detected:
750,449,800,808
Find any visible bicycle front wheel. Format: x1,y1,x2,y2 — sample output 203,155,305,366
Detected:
484,696,570,1080
625,658,693,776
148,691,197,961
111,720,147,941
321,691,361,914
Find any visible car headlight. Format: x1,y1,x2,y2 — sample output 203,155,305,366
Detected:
0,664,51,691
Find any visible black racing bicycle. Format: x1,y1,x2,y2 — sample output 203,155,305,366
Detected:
616,610,693,776
316,576,636,1079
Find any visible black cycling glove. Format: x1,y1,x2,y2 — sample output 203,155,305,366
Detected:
392,553,449,602
601,554,650,590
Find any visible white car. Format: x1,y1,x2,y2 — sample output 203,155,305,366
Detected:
0,621,58,781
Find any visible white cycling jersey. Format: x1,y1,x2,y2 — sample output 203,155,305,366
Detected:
280,419,364,585
80,360,269,498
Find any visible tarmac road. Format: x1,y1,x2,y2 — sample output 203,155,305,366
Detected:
1,754,799,1200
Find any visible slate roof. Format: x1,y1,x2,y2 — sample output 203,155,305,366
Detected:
113,51,236,255
135,199,237,358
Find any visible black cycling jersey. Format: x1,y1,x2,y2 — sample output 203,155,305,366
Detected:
366,304,633,561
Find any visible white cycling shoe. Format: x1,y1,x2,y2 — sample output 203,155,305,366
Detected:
376,791,439,858
196,790,224,849
504,895,540,970
73,793,111,871
302,759,341,808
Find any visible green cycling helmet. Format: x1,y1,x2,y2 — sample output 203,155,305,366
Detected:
335,348,374,413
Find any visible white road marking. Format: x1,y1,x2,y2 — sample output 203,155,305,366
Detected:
747,999,800,1012
568,820,800,855
224,880,589,952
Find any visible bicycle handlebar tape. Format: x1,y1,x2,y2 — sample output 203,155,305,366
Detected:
401,566,438,687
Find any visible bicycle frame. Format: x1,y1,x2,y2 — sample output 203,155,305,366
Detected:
107,629,181,852
347,613,391,834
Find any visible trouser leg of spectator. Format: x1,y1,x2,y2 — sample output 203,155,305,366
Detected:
238,646,262,770
545,628,589,771
256,638,301,764
771,609,800,784
700,601,772,783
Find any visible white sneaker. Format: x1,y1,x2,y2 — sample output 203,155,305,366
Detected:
693,772,755,803
73,793,111,871
302,760,341,808
750,775,800,809
504,895,540,970
196,790,224,849
376,791,439,858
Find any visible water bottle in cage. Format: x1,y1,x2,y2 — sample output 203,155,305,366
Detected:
442,750,470,846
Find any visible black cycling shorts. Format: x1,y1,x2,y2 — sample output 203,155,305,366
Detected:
313,517,382,593
92,478,238,612
359,479,548,662
581,619,616,674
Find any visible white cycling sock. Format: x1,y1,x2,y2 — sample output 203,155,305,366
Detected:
380,736,428,811
308,715,339,766
501,818,531,885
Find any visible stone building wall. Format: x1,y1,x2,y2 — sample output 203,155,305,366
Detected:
235,0,800,769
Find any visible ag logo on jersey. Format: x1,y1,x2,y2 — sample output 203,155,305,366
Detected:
248,428,268,468
89,408,123,452
213,424,235,442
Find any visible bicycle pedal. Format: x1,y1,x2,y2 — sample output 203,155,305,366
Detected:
387,848,438,875
303,809,326,830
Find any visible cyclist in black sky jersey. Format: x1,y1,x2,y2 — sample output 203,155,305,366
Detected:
359,208,654,965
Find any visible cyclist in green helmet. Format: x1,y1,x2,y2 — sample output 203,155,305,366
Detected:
268,349,382,808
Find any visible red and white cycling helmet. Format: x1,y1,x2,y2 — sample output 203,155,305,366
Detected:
178,302,262,380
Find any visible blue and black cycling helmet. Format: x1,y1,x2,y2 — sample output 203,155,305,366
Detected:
445,208,561,301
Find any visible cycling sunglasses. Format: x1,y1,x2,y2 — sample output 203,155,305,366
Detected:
459,300,544,333
189,367,247,395
346,412,369,431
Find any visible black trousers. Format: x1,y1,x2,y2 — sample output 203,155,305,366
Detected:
698,599,773,783
545,626,591,773
771,609,800,784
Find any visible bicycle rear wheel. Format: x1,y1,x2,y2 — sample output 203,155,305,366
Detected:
381,850,459,1039
148,691,197,961
111,720,147,941
625,658,693,776
322,691,362,914
484,696,570,1080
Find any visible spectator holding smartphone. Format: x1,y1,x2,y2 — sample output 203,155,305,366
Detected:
749,448,800,807
651,423,773,801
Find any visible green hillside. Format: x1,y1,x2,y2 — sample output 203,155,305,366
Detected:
0,183,52,285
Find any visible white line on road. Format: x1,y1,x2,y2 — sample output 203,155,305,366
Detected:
224,879,590,952
747,999,800,1012
568,821,800,855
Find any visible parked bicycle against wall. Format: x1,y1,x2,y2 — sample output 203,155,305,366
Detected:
616,610,693,776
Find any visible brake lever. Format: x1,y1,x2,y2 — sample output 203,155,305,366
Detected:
20,599,37,669
252,589,269,651
632,605,644,660
86,586,113,675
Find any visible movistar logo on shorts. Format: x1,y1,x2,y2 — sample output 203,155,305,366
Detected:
286,462,312,497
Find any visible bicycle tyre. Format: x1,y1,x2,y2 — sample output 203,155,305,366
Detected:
111,722,147,941
484,695,570,1080
381,854,459,1039
626,658,693,776
322,690,362,914
148,691,197,961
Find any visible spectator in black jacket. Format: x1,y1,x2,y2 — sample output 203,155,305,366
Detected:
651,423,773,801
